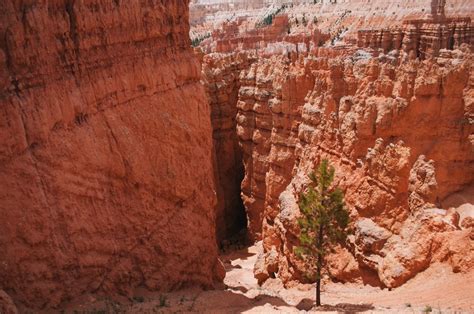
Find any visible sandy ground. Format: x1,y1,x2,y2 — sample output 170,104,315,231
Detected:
63,242,474,313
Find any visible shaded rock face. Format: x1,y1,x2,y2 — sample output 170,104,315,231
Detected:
0,0,220,309
202,52,252,242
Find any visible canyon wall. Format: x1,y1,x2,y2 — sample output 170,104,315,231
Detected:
0,0,221,309
198,0,474,289
249,50,474,288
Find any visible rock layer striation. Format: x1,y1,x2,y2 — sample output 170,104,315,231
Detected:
0,0,220,309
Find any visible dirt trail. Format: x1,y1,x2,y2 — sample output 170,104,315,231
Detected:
64,242,474,313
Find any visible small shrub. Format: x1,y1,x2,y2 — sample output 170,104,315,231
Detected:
191,32,211,47
424,305,433,313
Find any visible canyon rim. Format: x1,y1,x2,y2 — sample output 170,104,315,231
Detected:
1,0,473,312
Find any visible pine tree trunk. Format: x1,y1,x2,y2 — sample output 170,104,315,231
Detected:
316,277,321,306
316,224,324,306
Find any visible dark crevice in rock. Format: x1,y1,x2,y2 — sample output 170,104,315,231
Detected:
211,105,248,247
205,59,249,247
65,0,81,74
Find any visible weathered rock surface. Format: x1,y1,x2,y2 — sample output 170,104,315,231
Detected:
0,0,220,310
251,50,474,288
197,0,474,289
357,17,474,59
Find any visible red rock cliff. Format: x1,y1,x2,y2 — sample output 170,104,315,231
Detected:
0,0,220,309
198,0,474,290
248,50,474,288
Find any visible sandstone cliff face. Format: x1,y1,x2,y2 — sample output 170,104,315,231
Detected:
211,48,474,288
0,0,220,309
251,50,474,288
197,0,474,290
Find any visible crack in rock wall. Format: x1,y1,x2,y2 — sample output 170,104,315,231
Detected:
201,52,251,243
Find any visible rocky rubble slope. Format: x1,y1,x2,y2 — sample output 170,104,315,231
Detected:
0,0,221,310
199,0,474,289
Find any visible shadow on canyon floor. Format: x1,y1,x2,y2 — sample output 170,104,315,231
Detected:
121,288,293,313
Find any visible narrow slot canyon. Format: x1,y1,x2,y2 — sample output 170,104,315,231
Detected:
205,58,248,244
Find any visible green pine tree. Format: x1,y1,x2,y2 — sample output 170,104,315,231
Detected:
294,159,351,307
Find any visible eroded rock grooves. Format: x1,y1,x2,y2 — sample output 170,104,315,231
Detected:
195,0,474,290
202,53,249,243
0,0,221,310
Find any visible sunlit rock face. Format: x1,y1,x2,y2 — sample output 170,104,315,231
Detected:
248,51,473,288
196,0,474,288
0,0,221,309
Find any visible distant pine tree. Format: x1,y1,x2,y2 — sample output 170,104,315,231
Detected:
294,159,351,307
